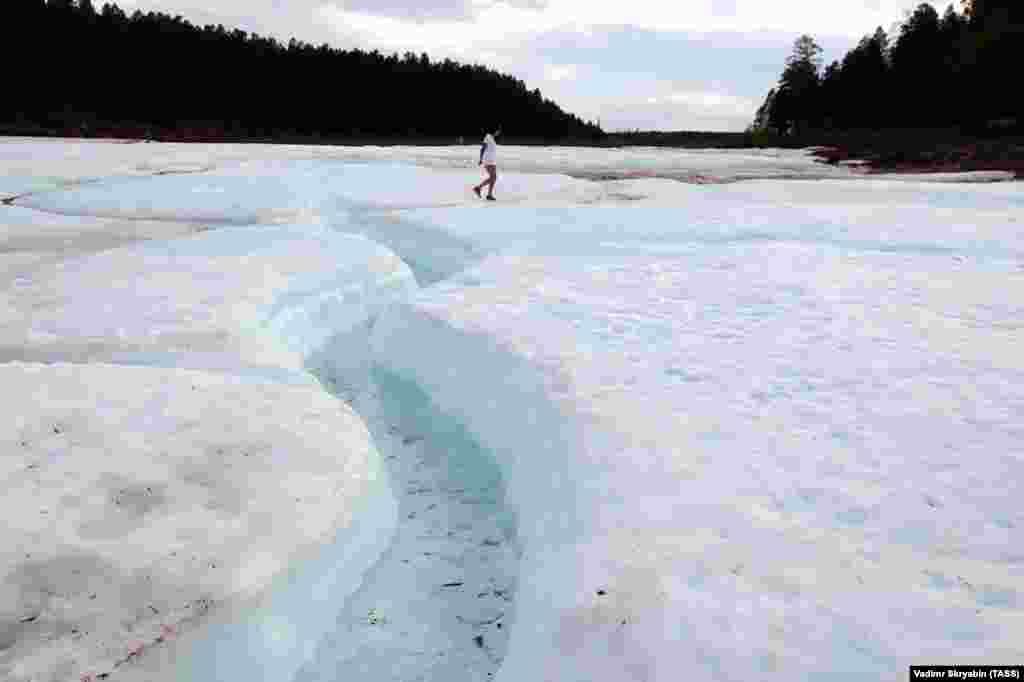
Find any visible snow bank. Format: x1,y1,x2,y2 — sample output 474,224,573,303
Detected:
371,197,1024,680
0,224,416,372
0,362,393,682
0,204,203,285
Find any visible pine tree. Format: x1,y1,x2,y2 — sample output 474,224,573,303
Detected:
838,28,890,128
775,35,823,134
890,4,943,125
960,0,1023,128
818,61,842,129
751,88,777,132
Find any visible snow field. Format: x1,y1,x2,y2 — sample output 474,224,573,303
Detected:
371,245,1024,680
1,140,1021,682
366,180,1024,680
302,144,860,183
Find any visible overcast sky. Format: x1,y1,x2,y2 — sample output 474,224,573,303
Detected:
115,0,943,131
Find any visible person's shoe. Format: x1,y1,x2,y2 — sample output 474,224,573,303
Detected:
486,195,496,201
473,186,482,198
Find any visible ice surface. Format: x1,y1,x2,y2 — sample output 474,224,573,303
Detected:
2,140,1021,682
16,162,329,225
292,144,863,183
369,176,1024,679
352,178,1024,288
0,138,217,201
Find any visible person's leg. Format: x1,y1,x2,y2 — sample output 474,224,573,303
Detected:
473,165,490,196
485,164,497,197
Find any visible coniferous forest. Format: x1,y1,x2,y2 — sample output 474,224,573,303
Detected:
2,0,603,142
751,0,1023,136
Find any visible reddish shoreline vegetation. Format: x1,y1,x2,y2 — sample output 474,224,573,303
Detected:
810,142,1024,179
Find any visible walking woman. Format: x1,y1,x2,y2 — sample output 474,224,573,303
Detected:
473,128,501,201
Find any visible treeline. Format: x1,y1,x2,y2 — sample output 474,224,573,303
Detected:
3,0,603,142
751,0,1022,135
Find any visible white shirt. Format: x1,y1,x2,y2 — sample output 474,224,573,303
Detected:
482,133,498,164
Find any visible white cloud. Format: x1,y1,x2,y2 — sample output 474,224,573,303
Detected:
664,91,759,118
600,89,761,131
543,64,579,82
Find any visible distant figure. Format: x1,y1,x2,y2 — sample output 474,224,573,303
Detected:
472,128,501,201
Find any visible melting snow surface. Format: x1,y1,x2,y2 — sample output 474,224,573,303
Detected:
1,139,1021,682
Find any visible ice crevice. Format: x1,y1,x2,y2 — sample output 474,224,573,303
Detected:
1,163,526,682
279,203,526,682
335,203,622,682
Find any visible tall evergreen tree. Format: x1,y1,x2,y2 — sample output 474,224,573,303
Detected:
756,35,823,135
837,28,890,128
960,0,1023,128
781,35,824,133
818,60,842,129
890,4,943,125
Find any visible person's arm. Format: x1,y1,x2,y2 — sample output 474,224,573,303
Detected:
479,142,486,165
